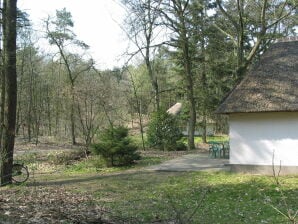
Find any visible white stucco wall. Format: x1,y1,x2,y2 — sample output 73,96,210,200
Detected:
229,112,298,166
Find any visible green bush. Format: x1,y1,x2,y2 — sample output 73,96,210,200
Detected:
65,155,106,173
92,126,141,167
175,141,187,151
147,110,183,151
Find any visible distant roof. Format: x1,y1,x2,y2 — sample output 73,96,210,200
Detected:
167,102,182,115
216,40,298,114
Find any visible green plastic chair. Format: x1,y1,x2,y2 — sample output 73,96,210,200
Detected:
209,142,223,158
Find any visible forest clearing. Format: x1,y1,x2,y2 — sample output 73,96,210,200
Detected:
0,0,297,223
0,138,297,223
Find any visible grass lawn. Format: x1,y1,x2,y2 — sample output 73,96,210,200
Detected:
131,134,229,148
180,135,229,145
1,152,297,223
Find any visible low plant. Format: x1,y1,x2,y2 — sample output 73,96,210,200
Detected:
268,152,298,223
47,151,84,165
92,126,141,167
176,141,188,151
64,155,106,173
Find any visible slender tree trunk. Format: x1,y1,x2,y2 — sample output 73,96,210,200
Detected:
0,0,4,153
70,86,76,145
183,34,196,150
187,88,196,150
129,69,146,150
46,85,52,135
0,0,17,186
202,115,207,143
136,100,146,151
0,57,4,148
15,46,25,136
145,50,160,111
27,62,33,142
201,29,207,144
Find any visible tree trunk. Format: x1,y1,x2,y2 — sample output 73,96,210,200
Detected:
128,69,146,151
201,32,207,144
202,115,207,144
145,50,160,111
185,49,196,150
46,85,52,136
187,90,196,150
0,0,17,186
183,35,196,150
70,88,76,145
15,45,25,136
27,64,33,142
0,56,4,149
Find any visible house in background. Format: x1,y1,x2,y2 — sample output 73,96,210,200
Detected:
167,102,216,136
167,102,182,115
216,38,298,174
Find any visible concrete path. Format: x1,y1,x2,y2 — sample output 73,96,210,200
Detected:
146,153,230,172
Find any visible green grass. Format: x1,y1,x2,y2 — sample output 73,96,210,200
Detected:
181,135,229,144
22,169,298,223
3,152,298,223
62,152,169,174
130,134,147,147
204,135,229,143
89,172,298,223
131,133,229,148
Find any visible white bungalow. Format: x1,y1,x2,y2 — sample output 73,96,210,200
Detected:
216,39,298,174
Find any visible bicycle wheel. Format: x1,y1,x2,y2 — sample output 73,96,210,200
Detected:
12,164,29,184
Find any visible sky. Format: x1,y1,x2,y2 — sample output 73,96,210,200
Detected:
18,0,127,69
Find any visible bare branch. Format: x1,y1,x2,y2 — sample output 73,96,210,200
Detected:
216,0,239,30
212,24,237,46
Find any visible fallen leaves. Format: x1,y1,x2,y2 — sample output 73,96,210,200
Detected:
0,187,108,224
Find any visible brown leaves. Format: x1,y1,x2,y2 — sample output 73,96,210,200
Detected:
0,187,107,224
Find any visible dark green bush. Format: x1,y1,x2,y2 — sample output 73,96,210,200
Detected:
175,141,187,151
147,110,183,151
92,126,141,167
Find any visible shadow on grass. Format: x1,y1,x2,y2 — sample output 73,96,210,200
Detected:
27,170,184,187
4,170,298,223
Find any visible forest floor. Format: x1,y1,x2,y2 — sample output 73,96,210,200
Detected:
14,137,83,155
1,139,206,223
0,140,297,223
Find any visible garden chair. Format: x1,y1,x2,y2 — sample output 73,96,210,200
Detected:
222,142,230,158
209,142,223,158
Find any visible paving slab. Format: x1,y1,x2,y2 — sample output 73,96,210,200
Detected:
146,153,230,172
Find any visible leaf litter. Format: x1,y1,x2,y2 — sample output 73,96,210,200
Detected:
0,186,114,224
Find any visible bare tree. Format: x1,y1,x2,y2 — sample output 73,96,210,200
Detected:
215,0,297,80
122,0,164,111
45,8,93,145
75,71,102,156
125,66,146,150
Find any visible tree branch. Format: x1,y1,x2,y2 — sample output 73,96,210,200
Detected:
216,0,239,30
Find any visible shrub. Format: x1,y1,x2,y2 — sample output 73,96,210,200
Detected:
47,151,84,165
92,126,141,167
147,110,183,151
176,141,188,151
65,155,106,173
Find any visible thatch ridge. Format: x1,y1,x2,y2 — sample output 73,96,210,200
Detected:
216,40,298,114
167,102,182,115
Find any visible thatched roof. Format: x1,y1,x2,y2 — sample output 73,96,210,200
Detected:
216,40,298,114
167,102,182,115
